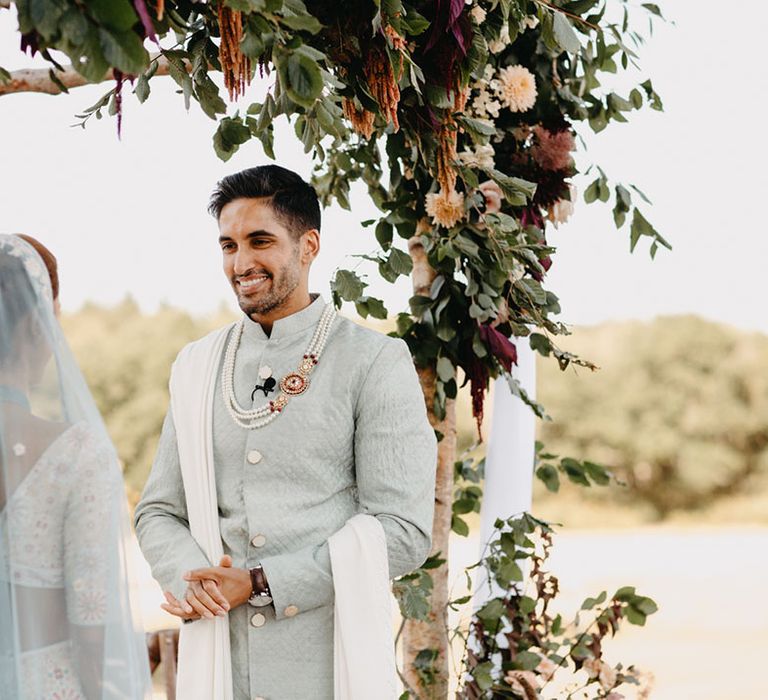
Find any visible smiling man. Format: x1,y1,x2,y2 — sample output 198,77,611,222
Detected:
134,165,437,700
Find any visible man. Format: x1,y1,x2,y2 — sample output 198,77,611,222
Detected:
134,165,437,699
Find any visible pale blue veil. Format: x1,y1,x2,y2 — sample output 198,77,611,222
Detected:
0,234,152,698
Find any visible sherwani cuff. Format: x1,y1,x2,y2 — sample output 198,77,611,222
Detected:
258,541,334,620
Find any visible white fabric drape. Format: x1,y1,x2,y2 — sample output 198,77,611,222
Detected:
170,325,234,700
328,513,398,700
171,327,397,700
473,340,537,607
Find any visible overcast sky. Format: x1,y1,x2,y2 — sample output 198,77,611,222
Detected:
1,3,766,333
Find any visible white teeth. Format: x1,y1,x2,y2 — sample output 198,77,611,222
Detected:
240,276,268,289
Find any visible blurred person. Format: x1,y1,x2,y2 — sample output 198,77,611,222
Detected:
0,234,151,699
134,165,438,700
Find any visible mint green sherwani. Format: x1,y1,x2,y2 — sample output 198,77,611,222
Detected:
134,295,437,700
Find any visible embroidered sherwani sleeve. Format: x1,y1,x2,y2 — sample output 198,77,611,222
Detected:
259,338,437,621
134,406,211,601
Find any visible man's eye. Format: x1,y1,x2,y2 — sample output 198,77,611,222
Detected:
221,243,235,252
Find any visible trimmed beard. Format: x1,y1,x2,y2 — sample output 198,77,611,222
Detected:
238,252,302,318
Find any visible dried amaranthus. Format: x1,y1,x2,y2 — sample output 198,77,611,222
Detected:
342,97,376,139
218,3,251,101
436,117,458,193
363,42,400,131
436,81,470,194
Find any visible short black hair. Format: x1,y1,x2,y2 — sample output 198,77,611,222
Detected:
208,165,321,238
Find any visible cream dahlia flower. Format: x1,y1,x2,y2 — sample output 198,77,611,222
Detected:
488,24,510,54
598,661,618,691
425,188,465,229
496,64,537,112
470,6,487,23
458,144,495,170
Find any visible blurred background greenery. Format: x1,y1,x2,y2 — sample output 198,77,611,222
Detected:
63,304,768,528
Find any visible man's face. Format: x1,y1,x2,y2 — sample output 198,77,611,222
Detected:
218,197,312,318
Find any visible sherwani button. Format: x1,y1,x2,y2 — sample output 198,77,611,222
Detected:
250,534,266,547
284,604,299,617
247,450,263,464
250,612,266,628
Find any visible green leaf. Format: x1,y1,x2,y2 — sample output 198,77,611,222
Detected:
476,598,505,629
515,650,542,671
72,27,110,82
562,458,590,487
409,295,432,318
529,332,552,356
642,3,664,18
99,28,149,75
421,553,446,570
401,7,430,35
279,11,324,33
196,75,227,119
581,590,607,609
387,247,413,276
536,464,560,492
488,169,536,205
451,514,469,536
355,295,388,320
552,11,581,54
584,461,610,485
88,0,138,32
473,661,494,691
436,357,454,382
392,570,432,620
332,269,365,301
285,51,323,108
134,72,150,103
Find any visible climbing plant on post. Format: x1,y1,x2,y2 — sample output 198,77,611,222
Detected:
2,0,666,696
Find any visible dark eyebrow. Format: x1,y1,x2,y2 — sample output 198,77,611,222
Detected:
218,230,277,243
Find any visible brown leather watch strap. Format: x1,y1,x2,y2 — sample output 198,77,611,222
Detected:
249,565,271,596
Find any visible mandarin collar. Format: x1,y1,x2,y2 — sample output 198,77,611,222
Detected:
242,293,326,342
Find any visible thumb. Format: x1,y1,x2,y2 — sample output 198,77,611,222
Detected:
219,554,233,568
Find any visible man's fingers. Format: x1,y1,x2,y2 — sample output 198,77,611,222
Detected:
186,589,216,619
202,579,230,611
187,583,226,617
161,599,200,620
184,567,220,583
219,554,233,568
163,591,193,616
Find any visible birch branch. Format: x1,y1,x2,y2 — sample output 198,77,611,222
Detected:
0,53,183,97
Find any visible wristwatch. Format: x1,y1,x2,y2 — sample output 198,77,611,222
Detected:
248,564,273,608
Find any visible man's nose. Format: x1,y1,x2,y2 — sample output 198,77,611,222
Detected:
233,249,258,276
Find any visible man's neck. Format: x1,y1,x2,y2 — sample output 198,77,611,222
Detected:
249,292,314,336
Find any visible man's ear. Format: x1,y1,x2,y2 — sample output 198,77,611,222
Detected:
301,228,320,264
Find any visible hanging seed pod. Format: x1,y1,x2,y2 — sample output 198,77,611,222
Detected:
218,3,252,101
437,116,458,193
342,97,375,139
363,43,400,132
383,24,406,80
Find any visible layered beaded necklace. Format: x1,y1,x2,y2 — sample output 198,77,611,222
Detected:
222,302,337,429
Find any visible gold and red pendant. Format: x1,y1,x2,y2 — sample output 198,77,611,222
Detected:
280,372,309,395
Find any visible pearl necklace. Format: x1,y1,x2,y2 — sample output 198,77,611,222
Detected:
222,303,337,429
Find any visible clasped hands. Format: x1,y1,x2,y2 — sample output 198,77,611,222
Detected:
161,554,252,621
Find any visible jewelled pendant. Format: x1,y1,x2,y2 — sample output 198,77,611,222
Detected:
280,372,309,395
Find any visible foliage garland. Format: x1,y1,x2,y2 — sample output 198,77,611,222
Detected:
2,0,667,695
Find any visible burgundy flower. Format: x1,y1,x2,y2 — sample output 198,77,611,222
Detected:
478,324,518,373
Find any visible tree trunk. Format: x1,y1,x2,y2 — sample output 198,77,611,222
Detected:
0,53,179,98
403,234,457,699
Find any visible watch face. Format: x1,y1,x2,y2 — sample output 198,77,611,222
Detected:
248,594,273,608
